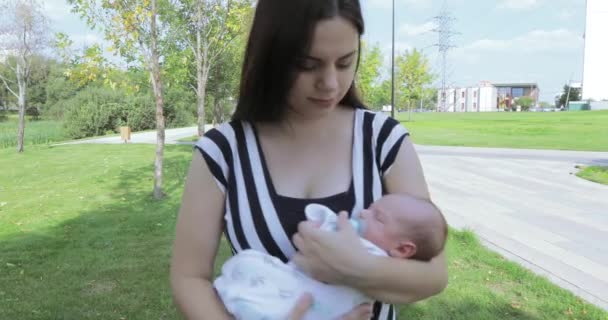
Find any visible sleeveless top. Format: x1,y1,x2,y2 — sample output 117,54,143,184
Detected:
195,108,409,320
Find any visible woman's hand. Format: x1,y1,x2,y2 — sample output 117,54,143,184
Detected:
287,293,313,320
292,211,370,285
288,294,373,320
339,303,374,320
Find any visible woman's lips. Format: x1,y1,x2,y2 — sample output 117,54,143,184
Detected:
308,97,334,106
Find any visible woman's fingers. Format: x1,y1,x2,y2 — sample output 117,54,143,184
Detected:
293,232,304,251
339,302,373,320
287,293,313,320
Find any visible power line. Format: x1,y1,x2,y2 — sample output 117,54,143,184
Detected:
432,1,459,112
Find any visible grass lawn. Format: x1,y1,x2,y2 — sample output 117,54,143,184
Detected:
176,135,199,143
0,115,67,149
576,165,608,185
1,144,606,319
396,110,608,151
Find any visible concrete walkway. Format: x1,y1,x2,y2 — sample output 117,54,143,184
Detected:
60,128,608,310
55,126,202,145
417,145,608,311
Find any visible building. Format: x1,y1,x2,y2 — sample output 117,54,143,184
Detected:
437,81,537,112
582,0,608,101
493,83,540,110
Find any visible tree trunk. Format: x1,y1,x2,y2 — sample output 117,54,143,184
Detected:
16,63,26,153
150,0,165,200
196,60,209,137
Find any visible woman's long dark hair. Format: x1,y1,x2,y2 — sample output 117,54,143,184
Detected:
232,0,366,123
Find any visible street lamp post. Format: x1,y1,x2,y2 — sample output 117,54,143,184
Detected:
391,0,395,119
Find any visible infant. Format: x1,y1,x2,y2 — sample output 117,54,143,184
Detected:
213,194,448,320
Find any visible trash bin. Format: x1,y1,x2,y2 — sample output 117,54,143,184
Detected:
120,126,131,143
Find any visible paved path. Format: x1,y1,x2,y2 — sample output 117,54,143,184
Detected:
55,126,202,145
60,128,608,310
417,145,608,311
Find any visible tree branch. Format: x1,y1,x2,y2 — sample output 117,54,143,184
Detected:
0,73,18,98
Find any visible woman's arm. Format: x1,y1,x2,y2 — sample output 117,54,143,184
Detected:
352,137,448,303
170,151,233,319
292,137,448,305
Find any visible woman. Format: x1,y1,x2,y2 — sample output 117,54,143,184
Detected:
170,0,448,319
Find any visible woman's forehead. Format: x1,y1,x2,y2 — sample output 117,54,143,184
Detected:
308,16,359,59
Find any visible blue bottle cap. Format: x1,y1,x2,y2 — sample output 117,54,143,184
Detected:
349,219,366,236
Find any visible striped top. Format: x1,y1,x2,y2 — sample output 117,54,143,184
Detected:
195,108,409,320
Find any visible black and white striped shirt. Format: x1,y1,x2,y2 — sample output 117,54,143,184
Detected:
195,108,409,320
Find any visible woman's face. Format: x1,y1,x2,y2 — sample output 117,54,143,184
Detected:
286,16,359,118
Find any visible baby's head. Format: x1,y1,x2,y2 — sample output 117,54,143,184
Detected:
358,194,447,261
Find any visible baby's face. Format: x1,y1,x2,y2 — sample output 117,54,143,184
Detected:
358,198,405,252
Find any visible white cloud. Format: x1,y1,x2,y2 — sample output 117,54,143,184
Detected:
498,0,541,10
399,21,436,37
460,29,583,54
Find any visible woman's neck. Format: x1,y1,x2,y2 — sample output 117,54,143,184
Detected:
277,105,349,141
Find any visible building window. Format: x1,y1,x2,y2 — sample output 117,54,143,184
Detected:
473,102,477,109
462,91,465,98
512,88,524,97
461,102,465,110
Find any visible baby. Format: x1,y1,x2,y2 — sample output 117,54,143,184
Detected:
213,194,448,320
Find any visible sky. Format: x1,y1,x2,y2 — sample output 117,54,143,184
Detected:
43,0,588,103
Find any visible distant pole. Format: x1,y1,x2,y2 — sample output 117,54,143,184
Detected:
564,73,573,110
391,0,395,119
432,1,458,112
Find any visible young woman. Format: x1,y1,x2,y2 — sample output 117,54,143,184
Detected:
170,1,448,319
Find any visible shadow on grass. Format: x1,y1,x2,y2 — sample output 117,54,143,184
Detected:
0,145,194,320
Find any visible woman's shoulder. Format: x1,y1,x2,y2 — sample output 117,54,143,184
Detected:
195,120,244,147
354,107,408,132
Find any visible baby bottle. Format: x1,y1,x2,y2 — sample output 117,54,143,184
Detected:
304,204,366,236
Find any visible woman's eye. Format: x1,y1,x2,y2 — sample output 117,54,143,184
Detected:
296,59,318,71
337,61,353,69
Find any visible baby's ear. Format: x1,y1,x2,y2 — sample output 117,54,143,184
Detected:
389,241,417,259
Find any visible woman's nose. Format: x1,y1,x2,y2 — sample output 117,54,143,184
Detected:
316,67,338,92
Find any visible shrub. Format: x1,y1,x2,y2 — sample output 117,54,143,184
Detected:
26,106,41,120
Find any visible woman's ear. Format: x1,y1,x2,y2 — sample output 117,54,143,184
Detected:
389,241,417,259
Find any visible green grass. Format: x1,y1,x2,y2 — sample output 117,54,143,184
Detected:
176,135,199,143
396,110,608,151
0,115,67,149
0,144,606,319
576,166,608,185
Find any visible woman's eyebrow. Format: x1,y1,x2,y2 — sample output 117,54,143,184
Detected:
306,50,357,61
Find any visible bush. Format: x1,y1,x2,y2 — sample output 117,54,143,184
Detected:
62,85,159,139
26,106,41,120
164,86,196,128
63,86,127,139
123,94,156,132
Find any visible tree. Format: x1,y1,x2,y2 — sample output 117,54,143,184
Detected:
69,0,170,199
0,0,48,152
367,79,391,111
167,0,252,136
206,32,245,125
515,96,534,111
356,42,383,108
558,84,581,108
394,48,434,114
